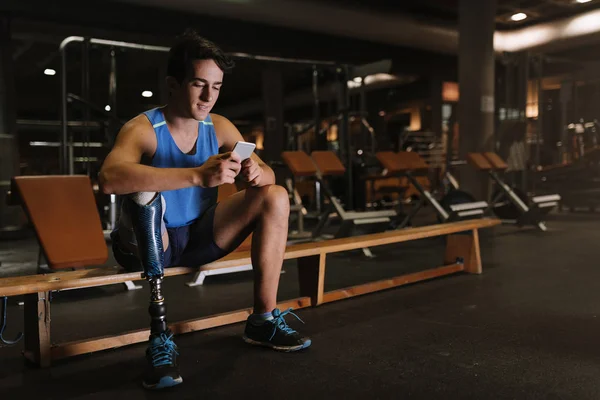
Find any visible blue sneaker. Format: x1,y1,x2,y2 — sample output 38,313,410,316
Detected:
243,308,312,352
142,331,183,390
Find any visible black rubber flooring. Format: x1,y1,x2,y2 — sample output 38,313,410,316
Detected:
1,212,600,399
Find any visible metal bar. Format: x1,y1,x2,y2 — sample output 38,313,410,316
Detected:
312,65,323,151
82,38,91,176
406,173,450,220
18,119,102,128
489,170,530,212
109,49,117,119
338,66,353,210
60,36,338,66
398,196,425,228
536,55,543,181
60,40,68,174
29,141,104,147
229,52,336,67
0,296,24,345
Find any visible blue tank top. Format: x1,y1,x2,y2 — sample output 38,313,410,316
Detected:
144,108,219,228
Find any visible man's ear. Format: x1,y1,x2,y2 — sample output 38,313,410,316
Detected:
166,76,180,94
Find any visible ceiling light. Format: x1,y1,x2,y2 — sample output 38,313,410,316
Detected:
44,69,56,76
511,12,527,21
105,105,111,112
364,73,398,85
353,77,363,83
576,0,592,3
142,91,153,98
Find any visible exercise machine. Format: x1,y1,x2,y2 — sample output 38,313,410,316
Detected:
375,151,488,228
467,152,560,231
282,151,399,256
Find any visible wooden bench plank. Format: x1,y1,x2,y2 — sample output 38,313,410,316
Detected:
300,218,499,255
0,219,500,297
321,263,465,304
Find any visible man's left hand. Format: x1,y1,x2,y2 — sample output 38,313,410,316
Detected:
241,158,263,186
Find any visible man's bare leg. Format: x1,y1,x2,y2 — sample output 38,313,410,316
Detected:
211,184,310,351
212,184,289,313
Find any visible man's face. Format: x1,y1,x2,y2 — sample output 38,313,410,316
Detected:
171,59,224,121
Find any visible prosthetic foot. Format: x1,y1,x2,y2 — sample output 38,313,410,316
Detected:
126,193,182,390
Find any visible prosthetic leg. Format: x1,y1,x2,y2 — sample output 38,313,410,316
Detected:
125,193,183,390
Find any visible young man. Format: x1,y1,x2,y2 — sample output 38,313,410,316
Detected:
98,30,311,390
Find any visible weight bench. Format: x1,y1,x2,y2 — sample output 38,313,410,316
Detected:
467,152,560,231
282,151,399,247
0,212,500,367
376,151,488,228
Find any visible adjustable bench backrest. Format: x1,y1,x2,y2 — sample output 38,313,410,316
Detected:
467,152,508,171
375,151,411,174
398,151,429,173
310,151,346,176
11,175,108,270
281,151,319,177
482,152,509,171
375,151,429,174
467,153,494,171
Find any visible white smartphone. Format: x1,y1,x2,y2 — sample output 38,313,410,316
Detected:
232,141,256,161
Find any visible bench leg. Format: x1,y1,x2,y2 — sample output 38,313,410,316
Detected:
123,281,143,290
185,265,254,287
297,254,326,306
23,291,51,367
445,229,482,274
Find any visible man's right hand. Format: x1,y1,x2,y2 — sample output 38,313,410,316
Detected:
196,152,242,187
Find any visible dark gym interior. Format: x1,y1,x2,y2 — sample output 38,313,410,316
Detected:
2,0,600,398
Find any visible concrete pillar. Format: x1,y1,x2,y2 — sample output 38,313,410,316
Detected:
0,15,24,238
262,66,285,163
458,0,497,201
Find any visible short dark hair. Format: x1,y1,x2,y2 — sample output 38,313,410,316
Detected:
167,29,235,83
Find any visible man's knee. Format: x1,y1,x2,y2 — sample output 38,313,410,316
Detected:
251,184,289,216
267,185,290,215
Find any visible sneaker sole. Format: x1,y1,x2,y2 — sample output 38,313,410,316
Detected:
143,376,183,390
242,335,312,352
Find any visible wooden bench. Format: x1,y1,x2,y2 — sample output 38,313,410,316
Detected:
1,175,501,367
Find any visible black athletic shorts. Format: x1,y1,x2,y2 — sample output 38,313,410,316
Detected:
112,203,228,271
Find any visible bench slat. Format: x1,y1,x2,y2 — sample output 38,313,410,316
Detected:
49,297,312,361
0,218,500,297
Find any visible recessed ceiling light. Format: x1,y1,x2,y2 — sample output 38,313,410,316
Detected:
142,91,153,98
105,105,111,112
44,69,56,76
511,12,527,21
576,0,592,3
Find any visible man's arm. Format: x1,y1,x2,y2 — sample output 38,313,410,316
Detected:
98,116,201,195
212,114,275,187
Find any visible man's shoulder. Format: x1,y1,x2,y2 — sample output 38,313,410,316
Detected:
209,113,230,126
209,113,237,132
121,113,154,135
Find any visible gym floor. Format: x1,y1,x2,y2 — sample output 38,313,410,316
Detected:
1,211,600,399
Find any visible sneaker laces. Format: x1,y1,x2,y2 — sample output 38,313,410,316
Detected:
268,308,305,341
149,332,179,367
